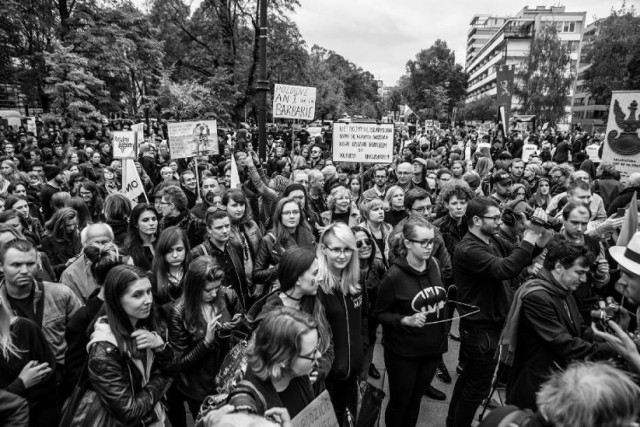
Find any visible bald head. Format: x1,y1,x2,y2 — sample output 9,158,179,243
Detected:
397,162,413,184
628,172,640,188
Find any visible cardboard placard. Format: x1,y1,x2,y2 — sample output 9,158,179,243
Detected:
602,90,640,183
273,84,317,120
521,143,538,162
332,123,394,164
26,117,37,135
586,143,601,163
112,131,136,159
291,390,339,427
168,120,219,159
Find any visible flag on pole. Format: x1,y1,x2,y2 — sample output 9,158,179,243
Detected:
498,105,508,137
617,192,638,247
404,105,415,120
230,155,241,189
122,159,145,203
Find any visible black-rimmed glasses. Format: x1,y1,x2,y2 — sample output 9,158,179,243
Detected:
408,239,434,248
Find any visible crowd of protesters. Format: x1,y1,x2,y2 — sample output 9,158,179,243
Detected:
1,116,640,427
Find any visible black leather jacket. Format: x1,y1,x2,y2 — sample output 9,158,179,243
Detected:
87,322,178,426
169,289,242,401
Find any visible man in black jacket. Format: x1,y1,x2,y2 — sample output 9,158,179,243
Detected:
447,197,549,427
504,238,614,410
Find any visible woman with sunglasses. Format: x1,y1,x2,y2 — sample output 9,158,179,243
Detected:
316,223,366,424
168,256,244,427
253,197,316,297
375,216,448,427
351,225,386,381
226,307,320,420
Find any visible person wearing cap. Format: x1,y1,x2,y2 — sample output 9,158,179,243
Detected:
411,157,428,191
489,170,513,206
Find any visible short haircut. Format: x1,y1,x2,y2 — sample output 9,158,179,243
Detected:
562,202,592,220
404,188,431,210
81,223,114,246
440,183,475,204
543,236,595,270
549,163,574,178
373,164,388,176
437,168,452,179
180,170,195,183
160,185,187,211
567,179,590,195
359,198,384,220
0,239,35,264
537,361,640,427
465,197,499,223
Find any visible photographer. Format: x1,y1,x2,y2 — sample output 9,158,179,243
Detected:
591,231,640,373
501,237,615,411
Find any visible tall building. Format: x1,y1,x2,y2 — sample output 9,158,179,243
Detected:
571,21,607,132
465,6,586,125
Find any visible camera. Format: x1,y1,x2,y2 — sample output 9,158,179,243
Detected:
523,207,562,231
590,298,621,322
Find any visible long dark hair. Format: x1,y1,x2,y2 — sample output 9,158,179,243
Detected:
351,225,377,267
103,265,156,357
151,226,191,297
124,204,159,269
45,207,77,241
182,256,225,333
222,188,253,228
270,197,312,250
277,247,330,353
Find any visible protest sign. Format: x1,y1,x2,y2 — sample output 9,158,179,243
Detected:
112,131,136,159
291,391,339,427
521,143,538,162
273,84,316,120
168,121,219,159
602,90,640,183
121,159,145,202
26,117,37,135
333,123,394,164
132,123,145,147
586,143,601,163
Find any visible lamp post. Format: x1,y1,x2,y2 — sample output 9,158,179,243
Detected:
256,0,269,162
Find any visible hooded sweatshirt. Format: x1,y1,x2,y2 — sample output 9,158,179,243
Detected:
375,256,448,358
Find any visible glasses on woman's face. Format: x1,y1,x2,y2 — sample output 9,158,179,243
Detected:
408,239,434,248
282,209,300,217
356,238,372,249
325,246,353,257
297,346,320,362
206,205,227,213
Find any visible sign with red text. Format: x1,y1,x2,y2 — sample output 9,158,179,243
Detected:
332,123,394,164
272,84,316,120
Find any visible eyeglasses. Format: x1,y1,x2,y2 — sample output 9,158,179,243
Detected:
298,346,320,361
409,239,434,248
325,246,353,257
157,201,173,206
480,215,502,222
356,238,372,248
206,205,227,213
282,209,300,216
412,206,433,213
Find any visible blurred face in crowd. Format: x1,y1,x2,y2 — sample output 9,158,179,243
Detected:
288,189,305,210
396,163,412,184
226,198,245,220
573,171,590,183
514,187,527,200
355,231,373,260
165,241,186,267
334,192,351,213
349,179,360,194
91,152,101,164
1,162,12,177
410,197,432,219
4,144,14,156
451,162,464,178
524,165,536,180
275,147,284,158
103,169,115,182
539,180,550,195
437,173,452,189
202,177,218,198
563,207,590,241
208,216,231,245
310,147,322,160
550,171,568,188
568,188,592,207
235,152,247,166
65,216,78,234
182,173,197,191
281,201,301,230
374,169,387,188
13,199,29,218
446,195,468,220
69,165,80,175
293,171,309,188
554,258,589,292
224,170,232,188
169,161,179,172
510,161,524,178
494,181,512,198
201,277,222,303
391,189,404,209
616,266,640,304
4,216,23,233
161,167,173,182
54,145,63,156
137,210,158,237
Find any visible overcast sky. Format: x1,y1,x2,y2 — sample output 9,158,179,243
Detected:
292,0,627,86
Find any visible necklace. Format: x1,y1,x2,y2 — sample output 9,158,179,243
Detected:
283,292,302,301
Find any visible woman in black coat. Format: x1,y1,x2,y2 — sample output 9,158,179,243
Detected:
375,216,448,427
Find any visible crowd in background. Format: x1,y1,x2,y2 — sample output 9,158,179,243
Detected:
1,116,640,427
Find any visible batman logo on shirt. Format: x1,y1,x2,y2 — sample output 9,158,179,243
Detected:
411,286,447,320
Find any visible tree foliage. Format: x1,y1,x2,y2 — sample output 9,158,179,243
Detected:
513,24,572,125
583,5,640,105
459,95,496,122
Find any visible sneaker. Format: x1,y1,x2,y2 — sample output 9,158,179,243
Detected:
436,363,452,384
368,363,381,380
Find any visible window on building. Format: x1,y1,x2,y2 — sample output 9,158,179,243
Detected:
563,21,576,33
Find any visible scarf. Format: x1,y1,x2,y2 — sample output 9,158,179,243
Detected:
498,268,570,366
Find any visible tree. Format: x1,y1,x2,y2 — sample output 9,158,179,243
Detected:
459,95,497,122
514,24,572,125
398,39,467,120
44,40,106,135
583,5,640,105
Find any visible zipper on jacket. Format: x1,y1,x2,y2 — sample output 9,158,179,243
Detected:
342,291,351,379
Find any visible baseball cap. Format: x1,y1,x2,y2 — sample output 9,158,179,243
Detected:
492,171,512,186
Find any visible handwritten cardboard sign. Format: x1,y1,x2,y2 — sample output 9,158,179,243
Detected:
291,391,339,427
273,84,316,120
168,120,219,159
332,123,394,164
112,131,136,159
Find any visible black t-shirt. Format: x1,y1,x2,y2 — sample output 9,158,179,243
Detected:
7,290,35,323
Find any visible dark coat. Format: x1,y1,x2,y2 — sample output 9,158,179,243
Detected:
506,269,614,410
606,185,640,217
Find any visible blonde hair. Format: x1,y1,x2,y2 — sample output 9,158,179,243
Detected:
317,223,360,295
327,185,352,211
0,299,20,360
383,185,404,211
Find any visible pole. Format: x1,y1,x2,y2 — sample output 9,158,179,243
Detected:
256,0,269,163
290,121,296,173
